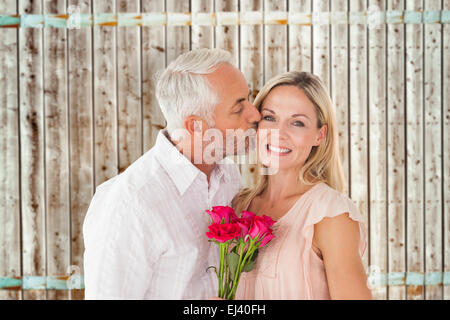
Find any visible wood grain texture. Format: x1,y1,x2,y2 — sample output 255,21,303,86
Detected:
117,0,142,173
386,0,406,301
67,0,92,301
0,0,21,301
264,0,287,81
142,0,166,152
215,0,239,66
93,0,118,187
444,0,450,302
368,0,388,300
312,0,330,90
423,0,443,300
166,1,190,64
239,0,263,189
288,0,312,73
405,0,425,301
19,0,46,300
330,0,350,196
43,0,70,301
191,0,214,50
349,0,370,275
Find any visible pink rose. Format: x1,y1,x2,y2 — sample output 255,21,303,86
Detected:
234,217,252,238
259,229,275,247
241,210,256,220
261,215,276,228
248,216,270,241
206,206,238,224
206,223,241,243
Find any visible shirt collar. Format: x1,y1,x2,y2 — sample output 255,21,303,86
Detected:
154,129,231,196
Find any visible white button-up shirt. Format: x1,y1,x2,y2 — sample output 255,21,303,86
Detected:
83,129,242,299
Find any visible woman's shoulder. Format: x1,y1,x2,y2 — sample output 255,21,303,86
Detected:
306,182,361,223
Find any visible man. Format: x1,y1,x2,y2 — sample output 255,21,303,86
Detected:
83,48,261,299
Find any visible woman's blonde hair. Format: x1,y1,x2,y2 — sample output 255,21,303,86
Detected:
233,71,346,215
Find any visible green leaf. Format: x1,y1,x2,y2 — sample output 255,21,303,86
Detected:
242,259,255,272
226,251,240,280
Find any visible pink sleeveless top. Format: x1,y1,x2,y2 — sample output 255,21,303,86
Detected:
235,182,367,300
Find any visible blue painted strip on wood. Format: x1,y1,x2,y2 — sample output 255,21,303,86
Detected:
0,276,85,290
0,274,449,289
406,272,425,286
1,11,449,28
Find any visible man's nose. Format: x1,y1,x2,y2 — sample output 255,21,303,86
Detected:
247,102,261,125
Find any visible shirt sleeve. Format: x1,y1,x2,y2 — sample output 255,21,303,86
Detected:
83,192,159,299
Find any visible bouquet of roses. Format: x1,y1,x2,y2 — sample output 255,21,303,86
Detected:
205,206,276,300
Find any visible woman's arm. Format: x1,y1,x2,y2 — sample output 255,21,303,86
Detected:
314,213,372,300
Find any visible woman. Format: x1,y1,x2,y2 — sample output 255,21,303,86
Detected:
232,71,371,300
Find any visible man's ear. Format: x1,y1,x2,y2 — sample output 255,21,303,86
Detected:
314,124,327,146
184,116,205,135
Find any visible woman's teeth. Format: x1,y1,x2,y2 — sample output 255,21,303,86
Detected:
267,144,292,154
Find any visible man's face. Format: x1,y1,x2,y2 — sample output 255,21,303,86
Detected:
205,63,261,156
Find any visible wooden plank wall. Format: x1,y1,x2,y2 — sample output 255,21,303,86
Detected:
0,0,448,300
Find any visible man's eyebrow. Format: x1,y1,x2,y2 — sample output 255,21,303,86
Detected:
232,89,252,107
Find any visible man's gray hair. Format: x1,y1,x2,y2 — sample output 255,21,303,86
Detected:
155,48,235,136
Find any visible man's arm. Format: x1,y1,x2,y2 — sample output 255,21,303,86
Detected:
83,198,157,299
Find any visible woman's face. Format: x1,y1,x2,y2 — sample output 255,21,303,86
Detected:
257,85,327,171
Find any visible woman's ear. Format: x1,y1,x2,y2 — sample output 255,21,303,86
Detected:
314,124,327,146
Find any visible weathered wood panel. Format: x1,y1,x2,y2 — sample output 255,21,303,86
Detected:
405,0,425,301
93,0,118,187
68,0,93,301
166,1,190,64
191,0,214,50
444,0,450,302
349,0,369,272
215,0,239,66
43,0,70,301
117,0,142,173
312,0,330,90
386,0,406,301
142,0,166,152
330,0,350,195
239,0,263,188
288,0,312,73
19,0,46,300
368,0,388,300
424,0,443,300
0,0,21,301
264,0,287,81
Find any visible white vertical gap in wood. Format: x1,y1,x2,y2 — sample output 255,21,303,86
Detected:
368,0,388,300
142,0,166,151
331,0,350,196
288,0,312,72
117,0,142,173
0,0,21,301
93,0,118,188
405,0,425,301
349,0,370,274
386,0,406,300
424,0,443,300
19,0,47,301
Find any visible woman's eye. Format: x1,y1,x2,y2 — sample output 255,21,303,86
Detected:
293,121,305,127
262,115,274,121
